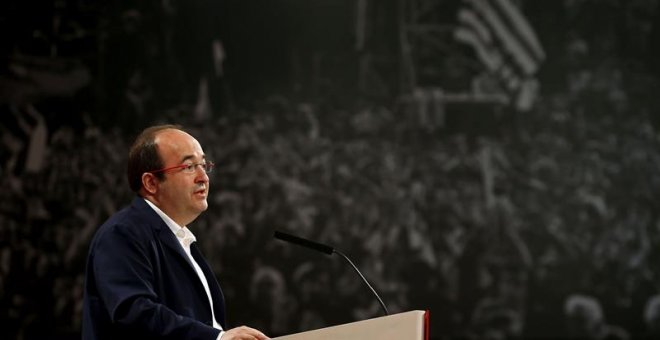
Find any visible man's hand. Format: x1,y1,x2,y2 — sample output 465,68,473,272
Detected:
222,326,269,340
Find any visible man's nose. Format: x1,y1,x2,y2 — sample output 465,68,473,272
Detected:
195,166,210,182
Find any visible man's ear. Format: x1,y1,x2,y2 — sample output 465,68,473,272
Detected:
142,172,159,195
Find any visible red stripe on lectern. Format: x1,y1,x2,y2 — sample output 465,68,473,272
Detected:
424,310,430,340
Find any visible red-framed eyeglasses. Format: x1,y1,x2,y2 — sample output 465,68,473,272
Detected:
150,161,214,174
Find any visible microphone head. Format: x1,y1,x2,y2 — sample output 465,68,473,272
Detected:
273,230,335,255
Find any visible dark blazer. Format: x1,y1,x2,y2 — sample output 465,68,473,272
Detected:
82,197,226,340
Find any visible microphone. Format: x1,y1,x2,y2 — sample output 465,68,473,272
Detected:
273,230,389,316
273,230,334,255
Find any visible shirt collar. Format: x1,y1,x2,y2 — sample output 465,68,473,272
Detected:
144,198,197,247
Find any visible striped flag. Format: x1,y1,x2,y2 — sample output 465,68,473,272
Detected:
454,0,545,111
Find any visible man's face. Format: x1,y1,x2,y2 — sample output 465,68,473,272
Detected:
153,129,210,226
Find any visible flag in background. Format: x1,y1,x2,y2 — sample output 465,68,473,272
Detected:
454,0,545,111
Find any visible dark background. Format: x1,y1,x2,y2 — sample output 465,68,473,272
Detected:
2,0,660,339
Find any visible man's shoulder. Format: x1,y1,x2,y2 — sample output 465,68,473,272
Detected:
94,197,161,242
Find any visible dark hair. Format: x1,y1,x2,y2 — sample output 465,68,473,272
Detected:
126,124,183,193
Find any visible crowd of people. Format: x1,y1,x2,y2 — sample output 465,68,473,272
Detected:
2,83,660,339
2,1,660,339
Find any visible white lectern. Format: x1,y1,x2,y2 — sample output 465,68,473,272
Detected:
273,310,429,340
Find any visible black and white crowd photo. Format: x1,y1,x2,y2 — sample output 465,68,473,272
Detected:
2,0,660,339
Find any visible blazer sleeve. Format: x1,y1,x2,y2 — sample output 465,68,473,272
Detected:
90,222,220,340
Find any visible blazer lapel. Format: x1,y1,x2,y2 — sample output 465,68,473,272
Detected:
133,197,223,325
191,243,226,328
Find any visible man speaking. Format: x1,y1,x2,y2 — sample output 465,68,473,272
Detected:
83,124,268,340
